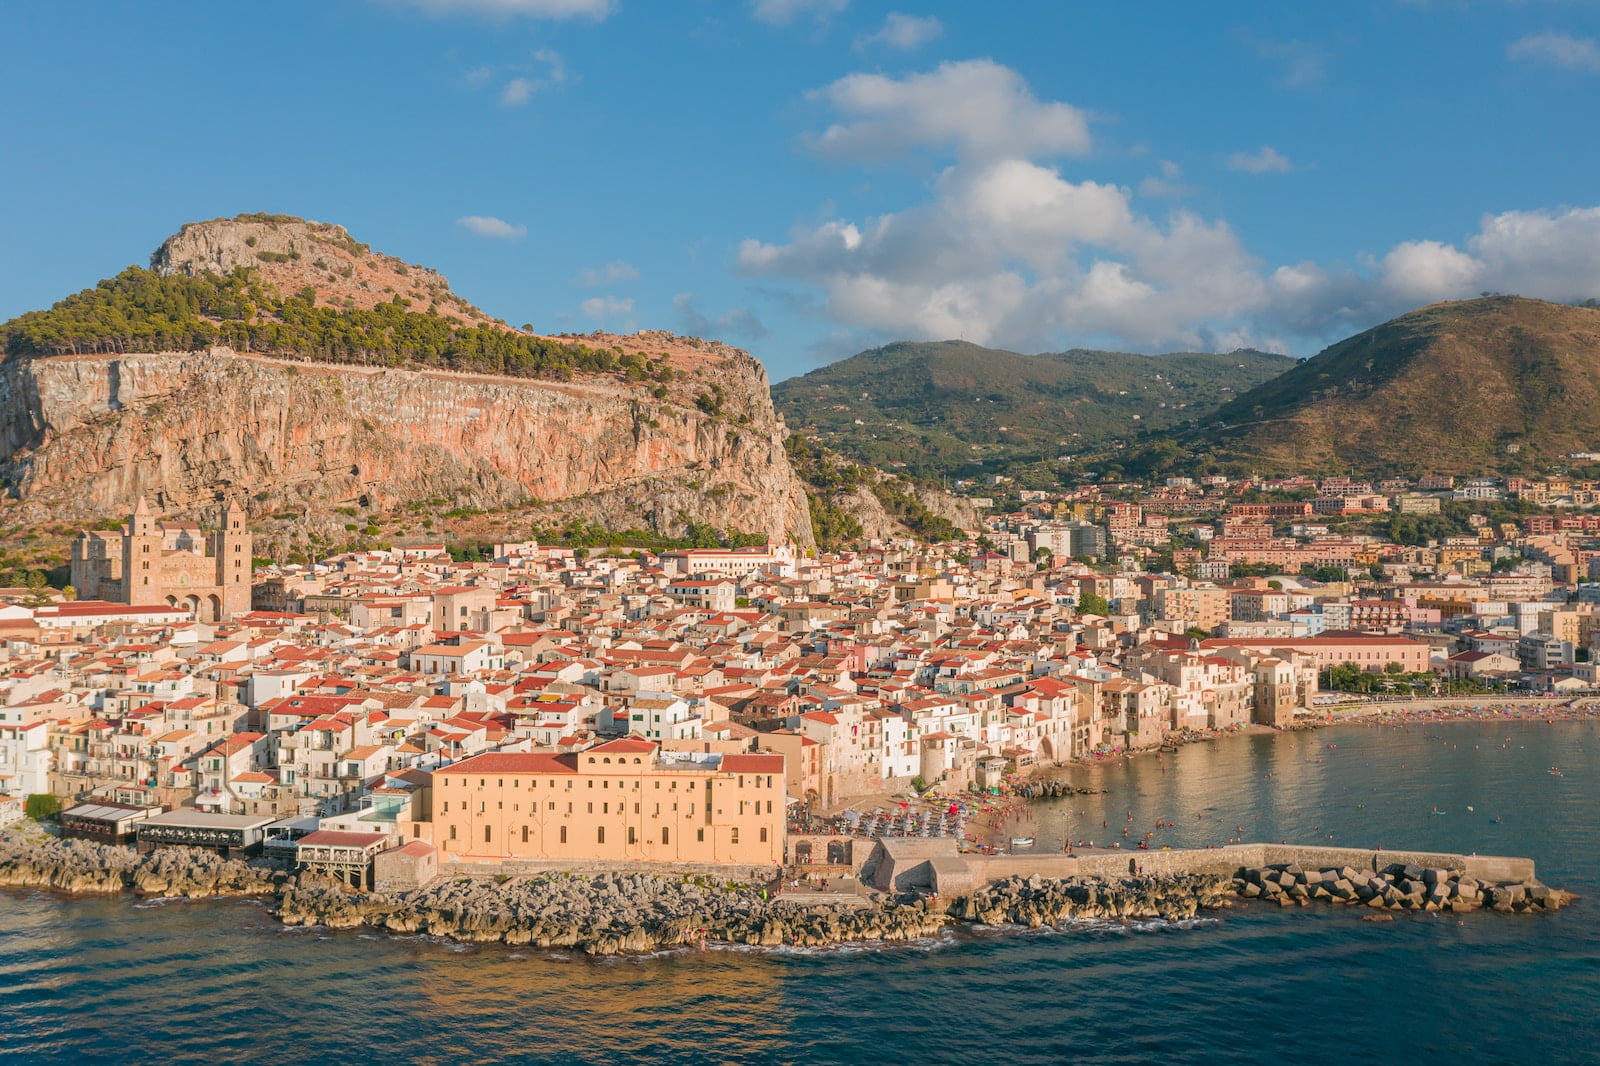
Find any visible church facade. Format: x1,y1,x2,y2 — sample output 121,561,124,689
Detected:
71,499,253,622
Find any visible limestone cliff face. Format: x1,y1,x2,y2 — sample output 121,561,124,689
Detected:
0,348,814,546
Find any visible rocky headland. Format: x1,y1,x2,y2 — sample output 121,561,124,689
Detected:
0,215,815,548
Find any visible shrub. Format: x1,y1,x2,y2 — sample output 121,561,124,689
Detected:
25,794,62,821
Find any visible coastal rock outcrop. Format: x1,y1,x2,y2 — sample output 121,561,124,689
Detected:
275,872,951,954
1234,863,1577,914
0,829,280,898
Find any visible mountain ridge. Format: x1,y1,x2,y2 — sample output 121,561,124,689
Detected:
1174,295,1600,477
772,339,1295,480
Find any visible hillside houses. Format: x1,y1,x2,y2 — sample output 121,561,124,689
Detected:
7,491,1597,870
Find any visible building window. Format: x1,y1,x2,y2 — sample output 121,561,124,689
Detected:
597,826,605,844
731,828,740,845
662,828,670,845
697,829,704,843
449,825,457,840
760,828,768,843
628,827,636,845
484,826,491,843
521,826,528,844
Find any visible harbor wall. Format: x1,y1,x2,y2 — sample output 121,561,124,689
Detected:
866,838,1535,895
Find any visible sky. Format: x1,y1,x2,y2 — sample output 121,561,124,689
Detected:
3,1,1600,382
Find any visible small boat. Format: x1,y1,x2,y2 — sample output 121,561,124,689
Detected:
1550,767,1564,777
1009,836,1035,848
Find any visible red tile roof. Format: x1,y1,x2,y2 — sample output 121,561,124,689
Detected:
440,751,578,775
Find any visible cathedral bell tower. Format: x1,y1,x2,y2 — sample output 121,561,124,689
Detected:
214,502,253,618
123,496,163,605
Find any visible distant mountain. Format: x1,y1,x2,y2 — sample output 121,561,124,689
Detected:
772,340,1294,480
1174,296,1600,477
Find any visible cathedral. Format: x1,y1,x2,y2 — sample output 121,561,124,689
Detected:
70,498,253,622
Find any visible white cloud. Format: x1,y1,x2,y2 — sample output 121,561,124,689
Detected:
1379,240,1481,303
495,49,567,106
577,260,640,286
579,295,634,318
501,78,537,105
1228,146,1293,174
739,157,1268,351
1509,32,1600,72
751,0,848,25
673,293,769,341
860,12,943,50
744,64,1600,358
457,215,527,239
741,156,1600,352
1139,160,1189,199
806,60,1091,163
396,0,612,19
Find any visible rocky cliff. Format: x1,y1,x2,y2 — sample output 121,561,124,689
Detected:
0,216,814,546
0,345,812,545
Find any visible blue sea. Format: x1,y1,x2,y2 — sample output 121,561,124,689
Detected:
4,718,1598,1065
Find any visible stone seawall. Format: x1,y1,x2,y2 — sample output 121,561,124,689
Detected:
440,858,782,884
869,838,1537,896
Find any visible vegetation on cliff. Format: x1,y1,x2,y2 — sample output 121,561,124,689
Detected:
785,435,958,549
0,265,673,382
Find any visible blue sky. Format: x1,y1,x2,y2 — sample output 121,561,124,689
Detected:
3,1,1600,381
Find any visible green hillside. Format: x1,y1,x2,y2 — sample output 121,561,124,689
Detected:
772,340,1294,481
1162,296,1600,478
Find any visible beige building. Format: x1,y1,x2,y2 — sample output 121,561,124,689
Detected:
433,737,785,866
71,498,252,622
1155,585,1229,633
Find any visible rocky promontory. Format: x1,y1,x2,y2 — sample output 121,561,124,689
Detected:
0,828,280,898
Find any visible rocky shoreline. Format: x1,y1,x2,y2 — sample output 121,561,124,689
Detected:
0,828,280,898
278,872,952,953
0,828,1576,957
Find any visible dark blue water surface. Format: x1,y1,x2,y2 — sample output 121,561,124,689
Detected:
4,719,1598,1065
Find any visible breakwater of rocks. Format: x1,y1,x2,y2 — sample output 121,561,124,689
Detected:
951,872,1235,926
0,828,281,898
274,869,1246,953
278,872,951,952
1009,780,1105,799
2,826,1576,957
1236,862,1576,914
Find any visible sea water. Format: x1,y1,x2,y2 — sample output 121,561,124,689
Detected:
3,719,1597,1065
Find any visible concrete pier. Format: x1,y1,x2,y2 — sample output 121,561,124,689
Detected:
866,838,1536,896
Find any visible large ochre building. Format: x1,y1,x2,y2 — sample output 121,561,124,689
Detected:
433,738,785,867
71,498,253,623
